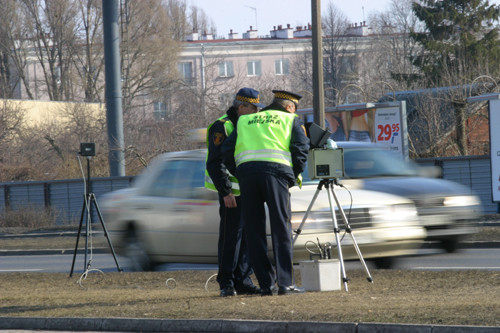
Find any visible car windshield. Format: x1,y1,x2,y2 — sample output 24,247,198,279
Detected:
343,148,419,178
303,148,419,181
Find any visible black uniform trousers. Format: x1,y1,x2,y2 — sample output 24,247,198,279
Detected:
216,194,253,289
239,172,294,289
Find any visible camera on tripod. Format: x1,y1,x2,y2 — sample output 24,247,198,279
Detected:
295,122,372,291
304,123,345,180
79,142,96,157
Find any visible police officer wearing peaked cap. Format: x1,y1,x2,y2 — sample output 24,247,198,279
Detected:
205,87,264,297
222,89,310,296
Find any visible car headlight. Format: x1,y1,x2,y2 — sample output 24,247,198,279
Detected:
443,195,480,207
369,204,418,226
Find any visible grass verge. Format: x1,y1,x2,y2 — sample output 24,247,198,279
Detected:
0,270,499,327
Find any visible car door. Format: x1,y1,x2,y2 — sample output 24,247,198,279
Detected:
137,156,219,261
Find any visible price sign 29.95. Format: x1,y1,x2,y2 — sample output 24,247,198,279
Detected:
374,107,403,153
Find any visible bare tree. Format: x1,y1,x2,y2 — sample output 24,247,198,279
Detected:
19,0,79,101
0,0,35,99
120,0,180,115
189,4,216,36
0,100,29,181
71,0,105,103
321,2,351,105
0,100,25,148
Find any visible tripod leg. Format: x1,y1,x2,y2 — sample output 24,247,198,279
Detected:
70,196,88,277
292,185,322,246
326,182,349,292
91,193,122,272
331,187,373,283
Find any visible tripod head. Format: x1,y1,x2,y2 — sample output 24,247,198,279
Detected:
79,142,96,157
78,142,96,196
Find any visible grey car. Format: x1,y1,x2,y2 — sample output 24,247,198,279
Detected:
330,142,482,252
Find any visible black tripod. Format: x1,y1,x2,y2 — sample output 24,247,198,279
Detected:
69,155,122,277
292,178,373,291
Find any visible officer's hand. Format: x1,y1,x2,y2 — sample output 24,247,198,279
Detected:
223,193,237,208
296,174,303,189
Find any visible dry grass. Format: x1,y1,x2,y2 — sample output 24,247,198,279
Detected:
0,270,499,327
1,222,499,327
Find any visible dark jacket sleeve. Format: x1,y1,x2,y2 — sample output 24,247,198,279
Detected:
221,127,238,176
206,121,232,196
290,117,310,179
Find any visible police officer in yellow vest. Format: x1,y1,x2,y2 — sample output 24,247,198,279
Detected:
222,90,310,296
205,87,264,297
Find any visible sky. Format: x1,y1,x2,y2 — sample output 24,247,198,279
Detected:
188,0,500,37
187,0,392,36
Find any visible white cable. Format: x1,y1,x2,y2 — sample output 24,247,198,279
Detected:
204,273,218,292
305,240,322,256
165,278,177,289
77,268,104,288
76,154,97,286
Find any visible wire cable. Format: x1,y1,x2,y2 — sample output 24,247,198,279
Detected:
75,154,99,287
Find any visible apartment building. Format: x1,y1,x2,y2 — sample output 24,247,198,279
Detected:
154,21,395,120
9,21,400,123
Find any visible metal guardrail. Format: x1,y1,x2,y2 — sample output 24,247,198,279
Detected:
0,176,134,224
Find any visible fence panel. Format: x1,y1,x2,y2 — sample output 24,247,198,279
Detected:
1,158,498,223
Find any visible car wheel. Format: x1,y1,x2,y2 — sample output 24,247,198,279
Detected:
441,237,460,253
372,257,395,269
124,228,154,271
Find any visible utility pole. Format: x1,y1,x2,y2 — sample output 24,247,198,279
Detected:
311,0,325,128
102,0,125,176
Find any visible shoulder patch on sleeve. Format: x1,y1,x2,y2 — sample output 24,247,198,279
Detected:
213,132,225,146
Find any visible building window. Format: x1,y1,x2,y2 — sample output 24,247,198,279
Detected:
153,101,168,120
341,56,355,74
275,59,289,75
219,61,234,77
247,60,261,76
178,62,193,84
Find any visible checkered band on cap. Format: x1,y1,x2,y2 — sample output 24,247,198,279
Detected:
274,91,299,104
236,95,260,104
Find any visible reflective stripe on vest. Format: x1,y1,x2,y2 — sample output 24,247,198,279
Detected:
204,115,240,195
235,110,296,167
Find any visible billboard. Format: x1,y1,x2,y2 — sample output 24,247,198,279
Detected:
298,101,408,159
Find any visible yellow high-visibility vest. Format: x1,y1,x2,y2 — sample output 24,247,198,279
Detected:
235,110,296,167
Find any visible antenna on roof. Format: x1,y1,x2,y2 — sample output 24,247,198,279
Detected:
246,5,257,30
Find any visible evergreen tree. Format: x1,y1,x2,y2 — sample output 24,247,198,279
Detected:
410,0,500,155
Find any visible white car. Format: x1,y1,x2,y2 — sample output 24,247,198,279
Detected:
100,149,426,270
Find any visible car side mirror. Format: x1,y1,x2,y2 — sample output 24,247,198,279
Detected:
417,165,442,178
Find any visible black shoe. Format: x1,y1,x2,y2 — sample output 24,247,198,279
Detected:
235,284,261,295
278,285,305,295
220,287,236,297
260,286,277,296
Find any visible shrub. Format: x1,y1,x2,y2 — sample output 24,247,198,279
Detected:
0,205,60,229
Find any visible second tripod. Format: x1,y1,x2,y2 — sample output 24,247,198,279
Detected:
69,145,122,277
293,178,373,291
